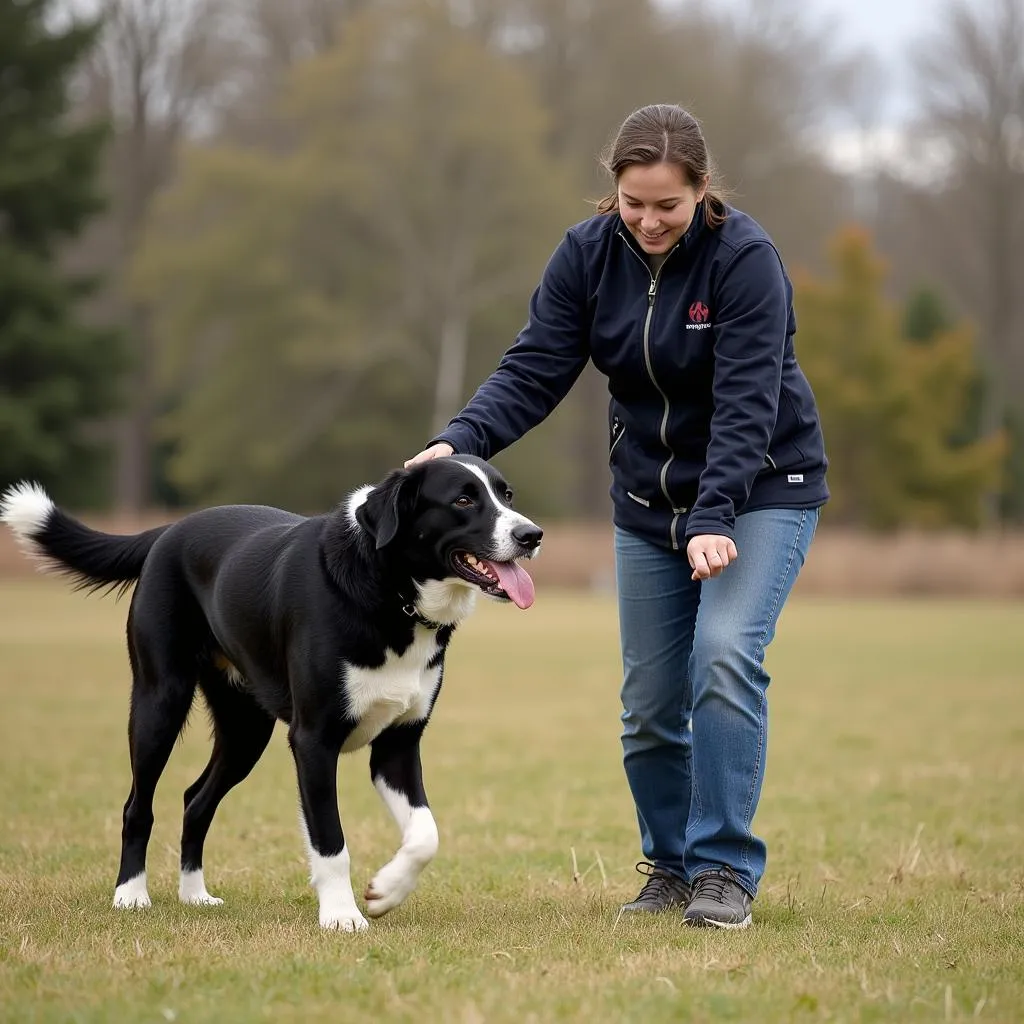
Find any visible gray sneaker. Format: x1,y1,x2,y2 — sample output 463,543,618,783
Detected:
682,867,753,929
621,861,691,913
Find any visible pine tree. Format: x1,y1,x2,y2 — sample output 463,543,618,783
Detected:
0,0,124,504
795,228,1004,529
902,286,953,344
902,285,1024,523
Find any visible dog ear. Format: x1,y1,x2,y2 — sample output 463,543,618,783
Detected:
356,469,417,550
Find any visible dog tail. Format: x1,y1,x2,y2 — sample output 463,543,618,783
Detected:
0,481,171,596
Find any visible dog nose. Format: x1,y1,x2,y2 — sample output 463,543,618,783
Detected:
512,523,543,549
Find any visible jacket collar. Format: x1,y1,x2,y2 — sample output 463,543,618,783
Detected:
614,198,708,262
682,199,707,248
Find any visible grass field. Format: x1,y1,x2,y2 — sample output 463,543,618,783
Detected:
0,580,1022,1023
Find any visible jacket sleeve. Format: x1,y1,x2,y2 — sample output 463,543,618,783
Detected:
685,242,787,541
429,231,591,459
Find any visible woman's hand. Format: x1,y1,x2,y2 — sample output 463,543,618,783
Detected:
404,442,454,468
686,533,739,581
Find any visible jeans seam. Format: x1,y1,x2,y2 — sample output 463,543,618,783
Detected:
738,509,807,883
687,685,704,837
690,774,704,836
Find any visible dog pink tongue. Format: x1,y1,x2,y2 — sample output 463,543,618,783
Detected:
482,559,535,609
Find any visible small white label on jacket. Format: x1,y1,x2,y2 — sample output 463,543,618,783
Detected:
787,474,804,483
627,492,650,507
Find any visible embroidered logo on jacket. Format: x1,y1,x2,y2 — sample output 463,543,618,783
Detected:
686,301,712,330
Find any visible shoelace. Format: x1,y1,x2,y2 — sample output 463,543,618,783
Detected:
632,861,686,903
691,866,741,903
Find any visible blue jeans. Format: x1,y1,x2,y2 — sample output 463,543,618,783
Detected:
615,507,819,897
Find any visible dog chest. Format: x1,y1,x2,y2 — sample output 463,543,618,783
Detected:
340,630,442,752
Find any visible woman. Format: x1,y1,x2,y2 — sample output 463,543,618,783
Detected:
406,104,827,929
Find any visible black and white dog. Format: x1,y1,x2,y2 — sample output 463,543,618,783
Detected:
0,456,542,931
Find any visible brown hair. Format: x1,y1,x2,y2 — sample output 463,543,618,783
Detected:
596,104,729,229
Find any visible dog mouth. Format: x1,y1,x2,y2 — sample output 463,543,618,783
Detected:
450,552,536,609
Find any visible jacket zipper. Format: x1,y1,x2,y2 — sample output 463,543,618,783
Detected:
618,231,684,550
609,418,626,459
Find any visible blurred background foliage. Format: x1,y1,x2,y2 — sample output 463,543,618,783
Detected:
2,0,1022,528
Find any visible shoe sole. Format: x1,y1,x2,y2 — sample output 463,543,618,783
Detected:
684,913,752,930
620,902,686,913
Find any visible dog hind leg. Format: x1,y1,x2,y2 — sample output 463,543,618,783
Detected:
179,674,275,906
113,610,198,909
364,724,438,918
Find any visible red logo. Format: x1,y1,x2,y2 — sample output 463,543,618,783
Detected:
689,301,710,323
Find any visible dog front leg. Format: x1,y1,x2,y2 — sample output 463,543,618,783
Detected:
288,724,367,932
365,724,439,918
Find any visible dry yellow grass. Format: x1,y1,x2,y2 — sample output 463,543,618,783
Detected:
0,581,1022,1022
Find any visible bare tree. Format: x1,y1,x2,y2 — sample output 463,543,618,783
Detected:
235,0,373,71
911,0,1024,433
68,0,241,512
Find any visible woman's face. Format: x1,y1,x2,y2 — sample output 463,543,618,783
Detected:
617,161,707,255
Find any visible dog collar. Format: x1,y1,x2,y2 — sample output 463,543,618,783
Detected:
401,601,445,631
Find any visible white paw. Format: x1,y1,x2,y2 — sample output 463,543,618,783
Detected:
179,869,224,906
364,861,419,918
181,891,224,906
319,905,369,932
306,843,368,931
113,891,152,909
113,874,151,909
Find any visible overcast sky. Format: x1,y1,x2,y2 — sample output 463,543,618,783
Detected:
802,0,937,62
660,0,944,124
656,0,951,177
792,0,949,177
804,0,938,120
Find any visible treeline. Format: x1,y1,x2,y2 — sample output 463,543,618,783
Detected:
2,0,1022,527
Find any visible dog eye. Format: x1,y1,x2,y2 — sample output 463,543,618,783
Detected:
454,495,474,508
504,489,514,503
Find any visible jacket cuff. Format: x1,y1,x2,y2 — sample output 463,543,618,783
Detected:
425,434,461,455
683,517,736,543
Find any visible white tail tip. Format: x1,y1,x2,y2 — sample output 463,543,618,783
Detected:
0,481,54,556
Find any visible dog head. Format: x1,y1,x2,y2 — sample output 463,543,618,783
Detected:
353,456,542,609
